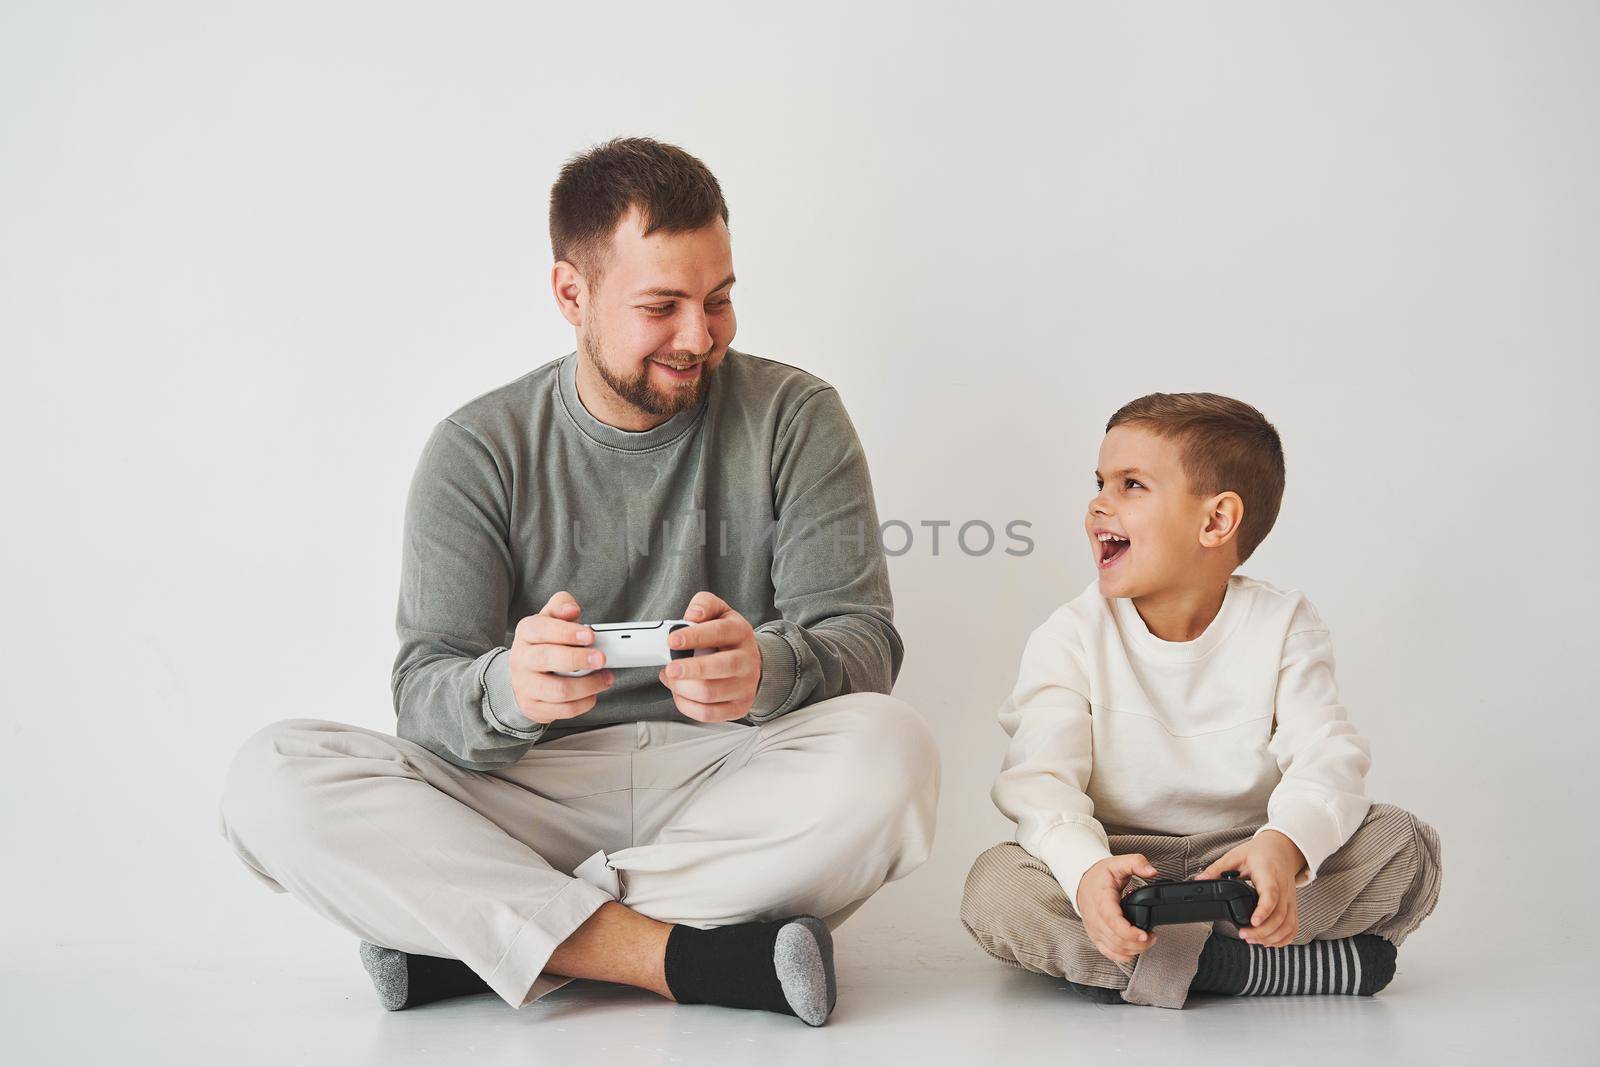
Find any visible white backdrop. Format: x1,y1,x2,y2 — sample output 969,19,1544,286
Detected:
3,0,1596,979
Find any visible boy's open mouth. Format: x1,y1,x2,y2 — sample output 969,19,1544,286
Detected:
1096,531,1131,569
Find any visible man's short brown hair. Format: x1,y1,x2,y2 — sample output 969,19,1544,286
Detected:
548,137,729,284
1106,392,1286,563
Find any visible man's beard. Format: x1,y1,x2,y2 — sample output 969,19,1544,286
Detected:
582,333,716,418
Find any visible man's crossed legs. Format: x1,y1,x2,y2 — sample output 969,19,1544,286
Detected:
219,692,940,1024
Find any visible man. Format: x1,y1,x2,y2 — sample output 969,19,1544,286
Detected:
219,137,939,1027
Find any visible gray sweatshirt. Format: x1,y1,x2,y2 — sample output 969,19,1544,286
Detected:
391,348,902,770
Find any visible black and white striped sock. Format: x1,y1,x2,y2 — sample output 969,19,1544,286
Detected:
1191,933,1397,997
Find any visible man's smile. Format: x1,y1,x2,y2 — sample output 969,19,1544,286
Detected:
649,357,704,381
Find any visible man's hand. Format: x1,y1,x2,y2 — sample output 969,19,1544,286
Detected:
506,591,615,724
657,591,761,723
1076,854,1160,964
1194,829,1307,947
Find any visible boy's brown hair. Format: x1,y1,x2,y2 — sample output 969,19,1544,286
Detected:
548,137,729,285
1106,392,1286,563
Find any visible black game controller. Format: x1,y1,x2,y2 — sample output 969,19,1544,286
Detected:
1120,871,1258,932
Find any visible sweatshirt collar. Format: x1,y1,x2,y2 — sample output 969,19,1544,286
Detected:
555,349,709,452
1111,575,1249,662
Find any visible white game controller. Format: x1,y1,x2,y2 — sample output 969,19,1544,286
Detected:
554,619,697,677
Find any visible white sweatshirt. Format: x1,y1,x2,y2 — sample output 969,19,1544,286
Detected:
992,574,1372,905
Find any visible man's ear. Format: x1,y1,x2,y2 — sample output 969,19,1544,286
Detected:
551,260,588,328
1200,492,1245,551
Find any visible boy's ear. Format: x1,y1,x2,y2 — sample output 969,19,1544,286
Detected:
1199,492,1245,551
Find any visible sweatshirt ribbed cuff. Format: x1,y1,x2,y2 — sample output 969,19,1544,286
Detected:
1030,821,1113,914
748,629,799,723
480,648,547,742
1258,796,1361,887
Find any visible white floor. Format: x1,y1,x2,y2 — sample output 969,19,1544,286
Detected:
11,909,1595,1066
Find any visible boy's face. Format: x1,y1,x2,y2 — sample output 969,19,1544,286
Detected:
1085,425,1220,599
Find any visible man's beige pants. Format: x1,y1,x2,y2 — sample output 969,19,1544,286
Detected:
961,804,1443,1009
219,692,940,1008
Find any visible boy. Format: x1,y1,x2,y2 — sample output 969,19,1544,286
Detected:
960,393,1442,1009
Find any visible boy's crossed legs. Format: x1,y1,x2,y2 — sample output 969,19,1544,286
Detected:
961,804,1443,1009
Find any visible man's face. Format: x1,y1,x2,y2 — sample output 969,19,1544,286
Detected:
574,205,736,419
1085,425,1214,599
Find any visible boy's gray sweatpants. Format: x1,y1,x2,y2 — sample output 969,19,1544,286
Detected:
960,804,1442,1009
219,693,939,1008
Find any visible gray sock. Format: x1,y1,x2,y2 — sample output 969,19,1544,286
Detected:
358,941,492,1011
359,942,410,1011
773,917,837,1026
663,915,838,1026
1064,979,1125,1004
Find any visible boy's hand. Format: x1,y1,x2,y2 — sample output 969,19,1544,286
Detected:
1195,829,1307,947
1075,854,1160,964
